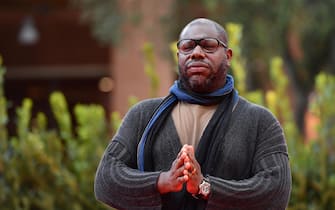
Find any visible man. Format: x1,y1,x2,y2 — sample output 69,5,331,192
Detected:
94,18,291,210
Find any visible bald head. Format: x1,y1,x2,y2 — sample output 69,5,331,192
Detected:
179,18,228,44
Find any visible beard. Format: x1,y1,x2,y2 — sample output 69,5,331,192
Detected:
178,62,228,94
179,73,213,93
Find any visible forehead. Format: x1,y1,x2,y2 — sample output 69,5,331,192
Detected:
180,23,219,40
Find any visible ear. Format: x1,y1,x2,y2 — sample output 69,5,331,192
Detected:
225,48,233,66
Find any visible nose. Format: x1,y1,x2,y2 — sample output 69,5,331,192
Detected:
191,45,205,59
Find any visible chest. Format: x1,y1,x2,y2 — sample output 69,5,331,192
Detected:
171,102,217,150
152,114,258,179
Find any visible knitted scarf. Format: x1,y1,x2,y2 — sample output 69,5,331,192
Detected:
137,75,238,172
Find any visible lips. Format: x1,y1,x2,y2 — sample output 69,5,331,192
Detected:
186,61,210,74
187,61,209,69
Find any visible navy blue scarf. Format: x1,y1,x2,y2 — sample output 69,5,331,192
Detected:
170,74,235,105
137,75,237,171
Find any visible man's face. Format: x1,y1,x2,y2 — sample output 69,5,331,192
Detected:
177,23,232,93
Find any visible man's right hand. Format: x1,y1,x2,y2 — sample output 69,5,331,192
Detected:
157,147,189,194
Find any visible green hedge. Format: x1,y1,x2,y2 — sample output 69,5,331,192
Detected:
0,58,114,209
226,24,335,210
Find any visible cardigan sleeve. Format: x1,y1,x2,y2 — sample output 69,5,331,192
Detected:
206,107,292,210
207,153,291,209
94,99,164,210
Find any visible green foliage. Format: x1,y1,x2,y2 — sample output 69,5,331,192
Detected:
16,98,33,140
49,92,73,141
226,23,246,92
74,104,107,142
272,49,335,210
71,0,122,45
0,55,8,184
71,0,144,45
0,55,8,143
110,111,121,134
226,23,264,104
227,23,335,209
257,53,335,210
285,73,335,210
0,62,113,209
143,42,160,98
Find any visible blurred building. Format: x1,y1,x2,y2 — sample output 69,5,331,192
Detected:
0,0,174,133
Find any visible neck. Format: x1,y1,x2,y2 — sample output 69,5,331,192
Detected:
169,74,235,105
179,80,227,95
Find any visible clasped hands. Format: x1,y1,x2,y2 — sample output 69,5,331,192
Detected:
157,144,203,195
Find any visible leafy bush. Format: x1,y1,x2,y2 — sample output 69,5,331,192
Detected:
0,58,114,209
287,73,335,210
227,23,335,210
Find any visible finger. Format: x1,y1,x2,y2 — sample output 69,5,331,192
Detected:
174,163,187,177
176,171,189,182
182,174,189,182
185,167,197,178
177,144,190,158
181,151,188,160
184,156,190,163
182,144,190,150
186,146,195,159
184,144,193,151
181,146,194,161
172,156,185,171
184,161,191,170
176,147,185,158
183,169,188,176
183,154,196,169
181,145,195,160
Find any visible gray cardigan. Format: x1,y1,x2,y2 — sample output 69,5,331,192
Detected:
94,96,291,210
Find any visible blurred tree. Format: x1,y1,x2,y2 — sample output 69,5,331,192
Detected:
71,0,122,44
71,0,144,45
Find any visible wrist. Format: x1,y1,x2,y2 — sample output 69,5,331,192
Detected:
157,172,169,194
192,176,211,200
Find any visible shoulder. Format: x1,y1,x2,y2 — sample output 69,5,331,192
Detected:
235,96,280,124
114,97,165,140
123,97,165,121
130,97,164,113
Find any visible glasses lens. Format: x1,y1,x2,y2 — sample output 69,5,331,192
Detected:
200,38,219,52
177,38,221,54
178,40,196,54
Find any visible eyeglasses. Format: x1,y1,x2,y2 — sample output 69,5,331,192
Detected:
177,38,228,54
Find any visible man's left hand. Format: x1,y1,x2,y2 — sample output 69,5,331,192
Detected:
181,144,203,195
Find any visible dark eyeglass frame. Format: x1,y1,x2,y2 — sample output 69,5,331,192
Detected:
176,37,228,54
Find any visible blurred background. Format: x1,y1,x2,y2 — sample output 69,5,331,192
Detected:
0,0,335,209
